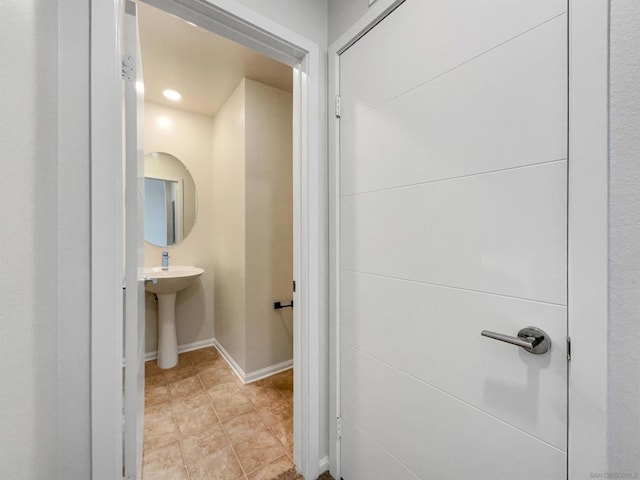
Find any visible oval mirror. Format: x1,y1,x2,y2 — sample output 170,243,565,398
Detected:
144,152,197,247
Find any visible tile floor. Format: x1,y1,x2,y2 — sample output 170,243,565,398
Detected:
143,347,294,480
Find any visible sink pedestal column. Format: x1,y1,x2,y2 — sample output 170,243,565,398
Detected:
157,292,178,369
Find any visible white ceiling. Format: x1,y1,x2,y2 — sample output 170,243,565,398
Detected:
137,2,293,117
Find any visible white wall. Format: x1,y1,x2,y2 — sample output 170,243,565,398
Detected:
235,0,327,47
245,79,294,373
0,1,62,479
144,101,215,353
327,0,369,44
212,81,248,370
58,0,92,477
608,0,640,472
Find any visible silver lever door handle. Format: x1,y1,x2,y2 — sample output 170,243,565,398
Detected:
481,326,551,354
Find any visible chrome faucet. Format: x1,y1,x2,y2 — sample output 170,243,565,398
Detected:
162,251,170,271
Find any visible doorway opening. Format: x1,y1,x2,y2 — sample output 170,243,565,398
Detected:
138,2,295,477
90,0,325,479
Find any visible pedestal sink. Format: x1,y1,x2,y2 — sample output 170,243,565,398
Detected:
144,266,204,369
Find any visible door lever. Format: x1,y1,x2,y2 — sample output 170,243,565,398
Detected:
481,326,551,354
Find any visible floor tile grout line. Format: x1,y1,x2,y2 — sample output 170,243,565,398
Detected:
263,381,294,461
270,422,294,465
272,383,292,403
171,352,194,480
228,375,292,476
235,391,288,477
198,359,251,480
142,353,194,479
243,453,292,479
248,373,294,464
144,349,294,480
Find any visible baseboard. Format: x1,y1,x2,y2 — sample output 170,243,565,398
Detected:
212,338,293,385
319,456,330,474
244,359,293,384
145,338,216,362
212,338,247,382
145,338,293,385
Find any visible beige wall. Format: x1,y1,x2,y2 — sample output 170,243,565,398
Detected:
245,79,294,373
212,81,248,370
144,101,215,352
212,79,293,375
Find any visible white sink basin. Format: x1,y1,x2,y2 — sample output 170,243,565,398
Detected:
144,265,204,369
144,265,204,295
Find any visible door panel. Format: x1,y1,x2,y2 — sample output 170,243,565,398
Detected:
341,418,419,480
341,346,566,480
339,1,568,478
341,270,567,449
341,16,567,196
341,161,567,305
340,0,567,122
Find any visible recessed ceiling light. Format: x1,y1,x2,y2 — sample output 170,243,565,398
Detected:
163,89,181,101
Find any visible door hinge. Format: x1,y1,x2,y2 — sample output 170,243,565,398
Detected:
567,336,571,361
122,276,127,289
122,54,135,81
335,95,342,118
336,416,342,438
293,280,297,293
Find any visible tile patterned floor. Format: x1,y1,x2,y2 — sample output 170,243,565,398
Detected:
143,347,294,480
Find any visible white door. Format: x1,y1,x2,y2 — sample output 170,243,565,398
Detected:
338,1,568,479
123,1,145,478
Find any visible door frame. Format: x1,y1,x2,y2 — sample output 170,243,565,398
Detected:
327,1,609,478
89,1,325,479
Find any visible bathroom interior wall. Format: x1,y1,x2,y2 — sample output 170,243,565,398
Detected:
245,79,294,373
235,0,330,463
212,81,248,370
212,79,294,375
235,0,330,461
144,101,215,353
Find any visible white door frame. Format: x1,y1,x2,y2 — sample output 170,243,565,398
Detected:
90,1,324,479
328,1,609,478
